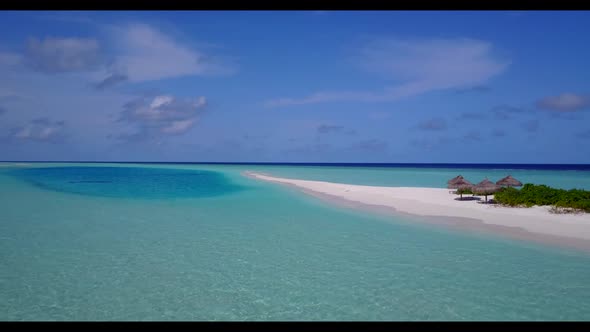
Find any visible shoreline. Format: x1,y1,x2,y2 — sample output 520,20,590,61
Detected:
243,171,590,253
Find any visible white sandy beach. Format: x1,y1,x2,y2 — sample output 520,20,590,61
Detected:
245,171,590,251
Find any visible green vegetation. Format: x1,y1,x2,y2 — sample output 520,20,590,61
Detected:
493,184,590,213
457,188,473,195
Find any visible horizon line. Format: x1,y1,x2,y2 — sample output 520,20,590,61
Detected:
2,161,590,166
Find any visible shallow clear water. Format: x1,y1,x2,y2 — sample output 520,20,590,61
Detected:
233,164,590,190
1,163,590,321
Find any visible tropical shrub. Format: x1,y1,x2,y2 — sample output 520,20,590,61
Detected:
493,184,590,213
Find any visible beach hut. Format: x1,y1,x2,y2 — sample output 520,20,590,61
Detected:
447,176,473,200
472,178,501,203
496,175,523,188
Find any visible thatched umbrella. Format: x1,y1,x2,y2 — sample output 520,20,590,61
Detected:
496,175,523,188
448,175,464,186
472,178,501,203
447,175,473,200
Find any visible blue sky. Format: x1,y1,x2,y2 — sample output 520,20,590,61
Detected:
1,10,589,163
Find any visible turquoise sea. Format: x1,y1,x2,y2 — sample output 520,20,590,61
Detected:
1,162,590,321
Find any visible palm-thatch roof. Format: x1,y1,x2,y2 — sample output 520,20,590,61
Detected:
447,175,473,189
496,175,523,187
472,178,502,203
448,175,463,186
472,179,501,194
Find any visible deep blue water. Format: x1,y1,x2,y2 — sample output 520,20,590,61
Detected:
10,166,242,199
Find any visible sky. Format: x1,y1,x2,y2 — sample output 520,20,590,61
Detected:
1,10,590,163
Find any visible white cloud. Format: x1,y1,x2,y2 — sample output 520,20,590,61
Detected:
0,52,21,66
11,118,66,143
118,94,207,141
150,95,174,109
108,24,234,83
536,93,590,112
94,73,127,90
265,37,509,107
161,119,195,134
7,23,233,87
25,37,104,73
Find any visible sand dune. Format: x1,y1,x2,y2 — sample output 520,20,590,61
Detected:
244,171,590,251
